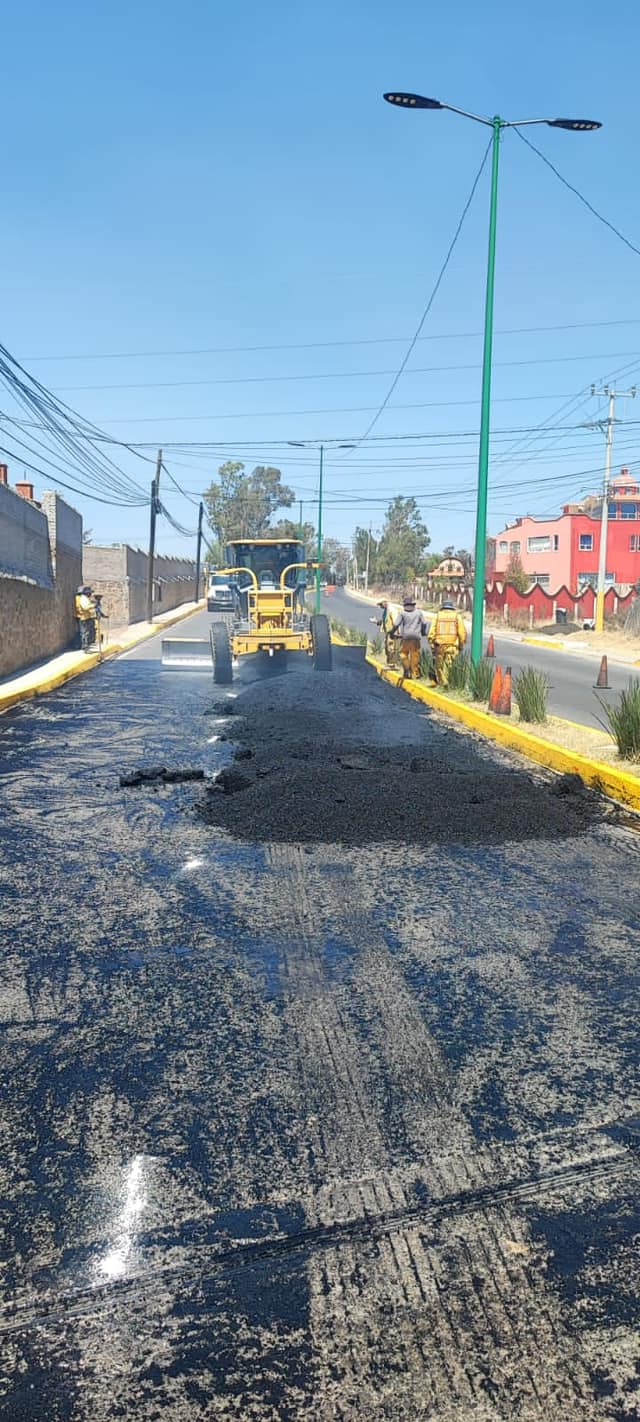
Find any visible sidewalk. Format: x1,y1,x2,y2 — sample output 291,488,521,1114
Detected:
0,599,205,714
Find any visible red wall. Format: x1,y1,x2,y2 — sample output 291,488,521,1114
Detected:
423,576,636,623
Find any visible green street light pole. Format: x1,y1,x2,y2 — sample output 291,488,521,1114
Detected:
383,92,601,661
316,444,324,612
471,116,501,664
289,439,355,612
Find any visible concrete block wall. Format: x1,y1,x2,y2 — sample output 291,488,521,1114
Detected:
83,545,197,625
0,480,83,679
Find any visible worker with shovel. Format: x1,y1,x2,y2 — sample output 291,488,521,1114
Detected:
370,599,397,666
391,595,429,681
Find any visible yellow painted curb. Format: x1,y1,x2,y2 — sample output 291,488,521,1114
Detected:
521,636,567,651
0,600,207,714
366,653,640,812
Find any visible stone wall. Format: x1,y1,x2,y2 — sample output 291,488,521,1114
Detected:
0,486,83,679
83,545,198,625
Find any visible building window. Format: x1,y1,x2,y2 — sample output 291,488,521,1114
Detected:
527,535,551,553
579,533,593,551
499,540,508,553
553,535,559,550
631,535,640,552
532,572,550,588
608,502,618,519
578,570,614,587
509,540,521,555
621,502,637,520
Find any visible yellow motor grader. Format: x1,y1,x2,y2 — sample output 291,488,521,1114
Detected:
162,538,332,682
210,538,331,684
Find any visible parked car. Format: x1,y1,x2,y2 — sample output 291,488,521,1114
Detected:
207,574,237,612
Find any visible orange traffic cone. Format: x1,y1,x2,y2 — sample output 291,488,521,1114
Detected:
488,664,503,713
486,633,495,659
495,665,512,716
594,655,609,689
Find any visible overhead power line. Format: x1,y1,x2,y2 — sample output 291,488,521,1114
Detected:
11,391,604,429
20,317,640,363
45,347,640,393
353,137,493,446
514,129,640,261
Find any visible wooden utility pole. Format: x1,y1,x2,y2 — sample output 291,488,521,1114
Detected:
146,448,162,624
194,501,204,603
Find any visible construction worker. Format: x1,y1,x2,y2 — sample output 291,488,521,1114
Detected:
370,599,397,666
429,598,467,687
391,596,429,680
75,585,97,652
93,592,107,651
294,568,307,615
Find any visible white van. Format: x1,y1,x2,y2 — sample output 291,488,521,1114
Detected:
207,573,236,612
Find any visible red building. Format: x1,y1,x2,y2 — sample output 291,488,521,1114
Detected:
490,467,640,593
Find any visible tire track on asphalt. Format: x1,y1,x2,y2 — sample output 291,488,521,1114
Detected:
259,841,633,1418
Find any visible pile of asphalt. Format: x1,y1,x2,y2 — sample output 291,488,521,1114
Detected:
198,662,605,846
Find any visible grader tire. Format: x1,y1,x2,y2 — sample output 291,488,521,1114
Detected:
311,614,332,672
211,621,233,685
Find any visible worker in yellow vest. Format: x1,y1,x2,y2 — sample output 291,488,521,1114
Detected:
75,585,97,652
428,599,467,687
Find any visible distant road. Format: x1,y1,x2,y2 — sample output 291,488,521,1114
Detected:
321,587,635,729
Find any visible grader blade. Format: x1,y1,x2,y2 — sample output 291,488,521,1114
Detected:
161,637,213,669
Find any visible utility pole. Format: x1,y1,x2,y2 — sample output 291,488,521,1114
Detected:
590,386,636,632
364,524,372,594
194,500,204,603
146,448,162,624
315,444,324,613
298,499,303,539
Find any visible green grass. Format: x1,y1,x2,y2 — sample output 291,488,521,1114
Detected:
468,657,494,703
600,679,640,760
513,666,549,723
447,653,470,692
329,617,367,647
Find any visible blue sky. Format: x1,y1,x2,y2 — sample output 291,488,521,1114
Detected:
2,0,640,557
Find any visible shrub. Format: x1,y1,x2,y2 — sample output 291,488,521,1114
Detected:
469,657,494,702
370,636,383,658
600,679,640,760
447,653,470,692
514,666,548,723
419,647,434,680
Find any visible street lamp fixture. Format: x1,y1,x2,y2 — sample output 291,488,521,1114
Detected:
287,440,356,610
383,91,601,661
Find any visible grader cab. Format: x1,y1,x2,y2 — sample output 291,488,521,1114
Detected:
209,538,332,684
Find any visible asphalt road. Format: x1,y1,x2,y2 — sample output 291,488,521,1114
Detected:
322,587,637,729
2,607,640,1420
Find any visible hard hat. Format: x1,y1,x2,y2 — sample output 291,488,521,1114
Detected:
403,596,416,609
377,599,388,607
442,599,455,609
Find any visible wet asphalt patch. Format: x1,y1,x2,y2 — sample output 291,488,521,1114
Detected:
2,641,640,1420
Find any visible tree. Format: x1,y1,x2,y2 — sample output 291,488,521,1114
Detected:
203,460,295,549
376,497,430,585
504,551,530,593
455,548,474,575
321,538,350,581
270,517,316,560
